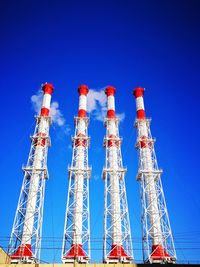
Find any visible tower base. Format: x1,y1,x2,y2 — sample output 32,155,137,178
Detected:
10,244,35,264
105,244,131,264
149,244,176,264
62,244,88,263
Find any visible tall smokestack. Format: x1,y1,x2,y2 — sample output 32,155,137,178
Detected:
62,85,91,263
133,87,176,263
8,83,54,263
103,86,133,263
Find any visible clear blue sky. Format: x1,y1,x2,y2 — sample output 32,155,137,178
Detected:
0,0,200,264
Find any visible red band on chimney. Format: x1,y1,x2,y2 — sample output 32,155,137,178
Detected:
107,110,116,118
105,86,116,96
40,107,50,117
133,87,144,98
137,109,146,119
78,109,87,118
42,83,54,95
78,85,89,96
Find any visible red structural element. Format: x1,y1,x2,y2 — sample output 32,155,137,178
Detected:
75,133,86,147
108,134,120,147
42,83,54,95
78,109,87,117
137,109,146,119
11,244,32,259
108,244,130,260
133,87,144,98
107,110,116,118
40,107,50,117
33,133,47,147
139,136,152,149
151,244,171,261
78,84,89,96
63,244,87,259
105,86,116,96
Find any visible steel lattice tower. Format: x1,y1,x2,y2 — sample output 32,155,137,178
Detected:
133,87,176,263
8,83,54,263
103,86,133,264
62,85,91,263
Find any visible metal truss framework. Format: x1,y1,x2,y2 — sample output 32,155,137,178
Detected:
62,116,91,263
103,117,133,263
8,115,51,263
135,118,176,263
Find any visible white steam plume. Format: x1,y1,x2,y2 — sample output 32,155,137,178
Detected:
31,90,68,129
87,88,125,122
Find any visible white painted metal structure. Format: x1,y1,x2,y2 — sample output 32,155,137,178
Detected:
103,86,133,264
133,87,176,264
8,83,54,263
62,85,91,263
